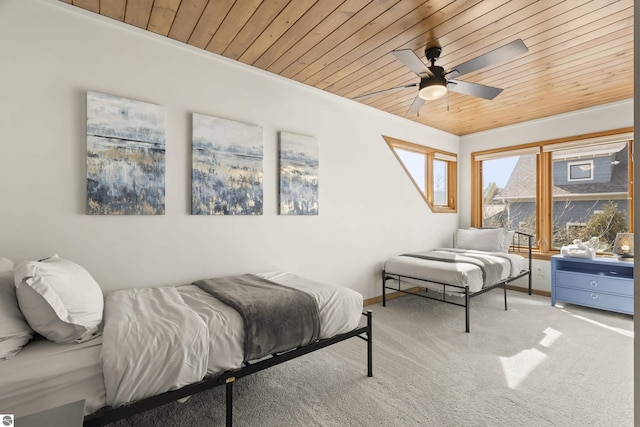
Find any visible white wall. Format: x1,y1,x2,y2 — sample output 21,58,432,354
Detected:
459,100,634,292
0,0,459,298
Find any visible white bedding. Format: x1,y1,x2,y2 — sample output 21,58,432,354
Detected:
172,271,364,376
0,336,105,417
0,272,363,417
100,287,211,407
384,248,526,294
100,271,362,407
257,271,364,339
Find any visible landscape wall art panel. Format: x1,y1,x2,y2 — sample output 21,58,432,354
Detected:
86,91,165,215
192,113,263,215
279,131,319,215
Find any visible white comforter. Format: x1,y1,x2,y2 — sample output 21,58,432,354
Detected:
100,272,363,407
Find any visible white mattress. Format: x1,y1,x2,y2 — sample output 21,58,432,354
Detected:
384,249,526,294
0,271,363,417
0,336,105,418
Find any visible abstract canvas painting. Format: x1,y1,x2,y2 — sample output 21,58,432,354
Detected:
279,131,319,215
86,91,165,215
192,113,263,215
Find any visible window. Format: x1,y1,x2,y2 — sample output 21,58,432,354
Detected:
475,150,538,243
567,160,593,181
472,129,633,256
550,142,630,251
384,135,457,213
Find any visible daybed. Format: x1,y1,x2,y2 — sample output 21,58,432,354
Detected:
0,257,372,426
382,228,532,332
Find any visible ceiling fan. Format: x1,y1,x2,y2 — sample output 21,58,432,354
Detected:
354,39,528,116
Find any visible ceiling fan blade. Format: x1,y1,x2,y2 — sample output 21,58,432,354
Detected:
406,95,425,116
446,39,528,79
448,80,503,100
392,49,433,77
353,83,418,101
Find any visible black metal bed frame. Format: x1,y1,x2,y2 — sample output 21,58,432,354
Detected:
381,231,533,333
84,310,373,427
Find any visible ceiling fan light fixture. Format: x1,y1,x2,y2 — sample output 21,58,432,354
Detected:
419,75,447,100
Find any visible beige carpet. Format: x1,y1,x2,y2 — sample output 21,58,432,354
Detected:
107,291,633,426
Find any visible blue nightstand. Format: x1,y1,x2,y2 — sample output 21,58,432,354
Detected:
551,254,633,315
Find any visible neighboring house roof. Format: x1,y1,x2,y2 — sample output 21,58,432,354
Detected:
552,142,627,161
494,145,629,201
497,154,537,200
483,204,506,218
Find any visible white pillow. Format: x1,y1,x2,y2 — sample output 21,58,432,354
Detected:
454,228,510,252
503,230,516,252
0,258,34,359
0,257,13,272
14,255,103,344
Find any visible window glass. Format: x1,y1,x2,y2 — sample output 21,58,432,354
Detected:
395,148,426,192
481,153,537,241
551,142,629,252
433,159,447,205
567,161,593,181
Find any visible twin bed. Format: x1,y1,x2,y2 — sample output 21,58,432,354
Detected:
0,258,372,427
382,228,532,332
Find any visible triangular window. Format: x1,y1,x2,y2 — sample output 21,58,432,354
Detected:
384,135,457,213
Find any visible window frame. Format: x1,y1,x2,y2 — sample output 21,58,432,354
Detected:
384,135,457,213
471,128,634,258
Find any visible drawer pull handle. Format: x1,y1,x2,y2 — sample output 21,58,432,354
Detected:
589,281,598,287
590,294,598,299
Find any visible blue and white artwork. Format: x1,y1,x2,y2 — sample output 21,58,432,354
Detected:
279,131,319,215
86,91,165,215
192,113,263,215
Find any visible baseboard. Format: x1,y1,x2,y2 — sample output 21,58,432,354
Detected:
506,284,551,297
364,285,550,306
364,287,422,306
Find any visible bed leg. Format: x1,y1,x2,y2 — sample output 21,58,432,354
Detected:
503,283,508,311
225,377,234,427
381,270,387,307
366,310,373,377
528,242,532,295
464,286,470,333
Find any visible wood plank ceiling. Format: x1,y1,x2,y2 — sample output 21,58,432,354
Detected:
63,0,634,136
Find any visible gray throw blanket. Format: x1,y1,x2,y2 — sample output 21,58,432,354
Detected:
401,249,505,287
194,274,320,362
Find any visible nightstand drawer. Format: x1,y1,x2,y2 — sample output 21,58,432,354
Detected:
555,271,633,296
555,287,633,314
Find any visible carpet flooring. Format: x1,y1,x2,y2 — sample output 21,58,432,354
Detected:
107,291,633,426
